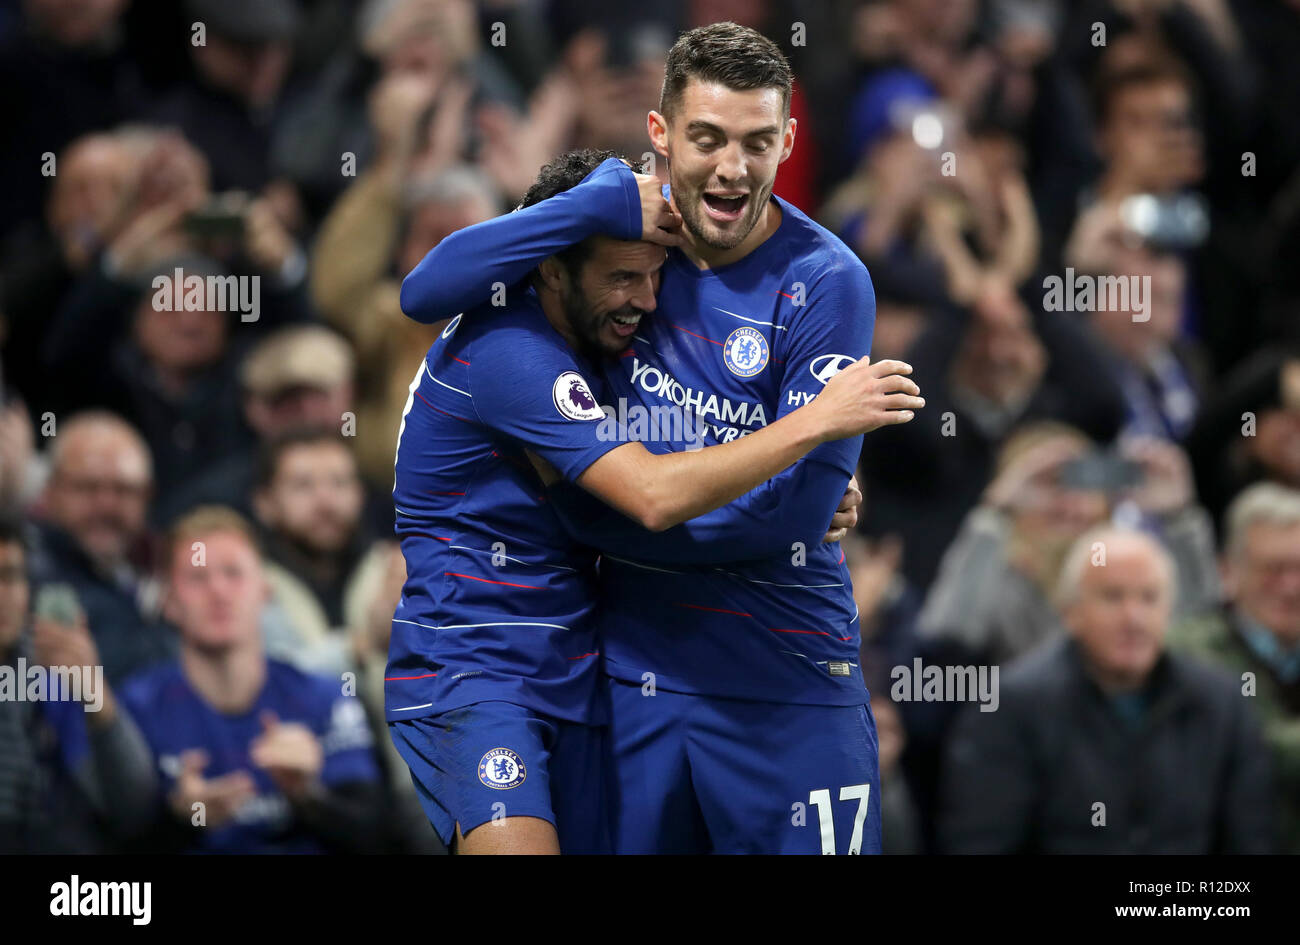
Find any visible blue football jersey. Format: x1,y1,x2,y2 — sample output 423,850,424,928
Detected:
588,196,874,704
384,299,624,725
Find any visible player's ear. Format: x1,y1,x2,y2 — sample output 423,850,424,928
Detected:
537,256,568,294
648,110,670,159
779,116,797,164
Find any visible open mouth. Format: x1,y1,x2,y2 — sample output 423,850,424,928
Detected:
702,191,749,222
609,311,642,337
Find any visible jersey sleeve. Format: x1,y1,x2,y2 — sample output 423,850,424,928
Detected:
775,258,877,476
400,158,641,323
468,327,624,482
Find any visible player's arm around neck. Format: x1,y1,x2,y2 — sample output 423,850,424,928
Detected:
399,159,673,323
575,358,921,531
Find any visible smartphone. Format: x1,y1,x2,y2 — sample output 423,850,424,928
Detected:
184,193,249,240
1119,193,1208,253
33,583,85,626
1059,453,1144,492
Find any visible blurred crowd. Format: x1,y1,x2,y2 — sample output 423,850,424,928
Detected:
0,0,1297,854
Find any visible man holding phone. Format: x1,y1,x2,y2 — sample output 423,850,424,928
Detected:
0,517,156,853
919,424,1221,663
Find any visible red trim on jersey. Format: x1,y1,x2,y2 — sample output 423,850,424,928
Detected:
384,672,438,680
407,531,450,542
674,602,753,618
671,323,723,346
415,389,472,423
768,627,854,641
445,572,541,589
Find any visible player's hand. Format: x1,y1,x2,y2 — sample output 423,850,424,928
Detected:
250,711,324,801
810,358,923,440
822,475,862,543
168,749,257,828
631,170,685,248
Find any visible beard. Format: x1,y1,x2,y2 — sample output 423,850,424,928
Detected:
671,165,772,251
560,284,648,363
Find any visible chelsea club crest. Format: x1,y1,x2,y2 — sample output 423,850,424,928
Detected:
478,747,527,790
722,326,770,378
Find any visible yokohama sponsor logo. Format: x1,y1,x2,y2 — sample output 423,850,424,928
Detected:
629,358,768,430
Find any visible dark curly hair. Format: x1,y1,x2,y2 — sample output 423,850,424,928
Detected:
520,149,644,278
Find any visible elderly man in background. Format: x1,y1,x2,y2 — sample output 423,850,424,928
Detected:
1169,482,1300,852
939,526,1274,853
27,411,175,684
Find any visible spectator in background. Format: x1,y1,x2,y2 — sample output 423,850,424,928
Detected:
824,122,1039,310
859,279,1126,591
1187,347,1300,526
0,516,157,853
38,129,314,426
0,393,41,515
1169,482,1300,853
118,505,391,854
252,428,393,678
147,0,300,196
149,323,361,528
0,0,145,241
1,129,207,422
939,525,1274,853
843,518,921,689
27,412,175,684
272,0,540,222
312,161,499,489
1068,240,1207,442
873,694,922,855
44,258,257,502
1059,58,1211,442
918,422,1219,663
1053,56,1206,267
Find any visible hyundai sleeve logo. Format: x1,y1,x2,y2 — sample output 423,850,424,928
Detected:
809,354,857,385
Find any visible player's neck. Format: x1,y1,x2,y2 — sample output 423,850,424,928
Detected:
683,196,783,271
182,640,267,714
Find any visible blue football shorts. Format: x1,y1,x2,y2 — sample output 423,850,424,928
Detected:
605,678,881,854
389,700,610,853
